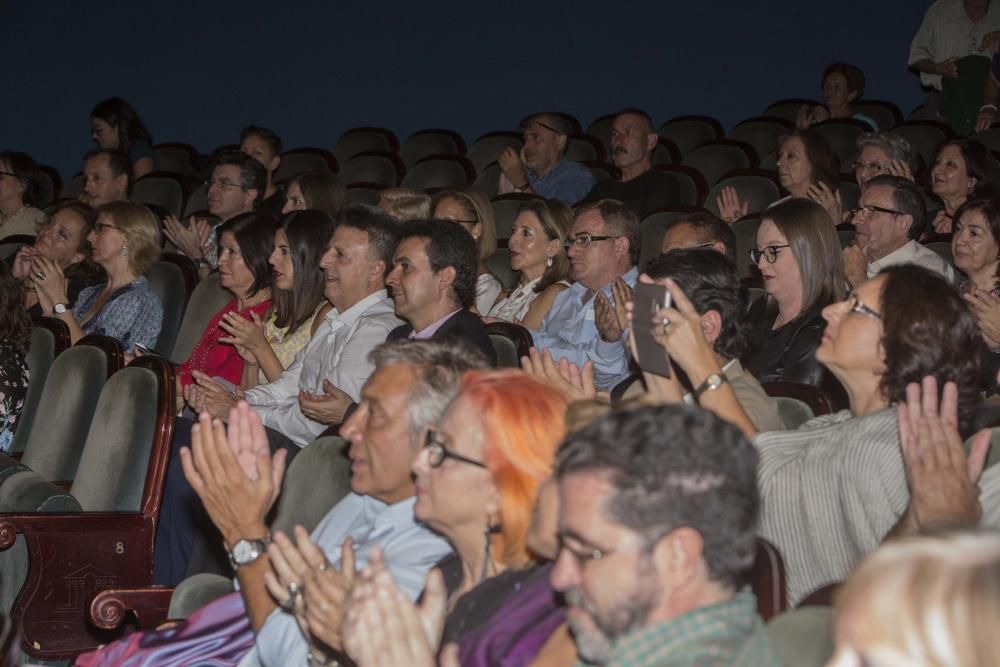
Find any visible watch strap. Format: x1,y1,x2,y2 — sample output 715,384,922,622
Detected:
693,372,728,400
227,537,270,569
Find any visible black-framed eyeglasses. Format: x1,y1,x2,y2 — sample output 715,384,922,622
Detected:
749,245,790,264
847,294,882,321
205,178,247,191
850,204,905,219
94,222,120,234
423,429,487,469
564,234,622,250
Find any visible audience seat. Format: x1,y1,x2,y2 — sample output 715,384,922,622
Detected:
169,273,231,363
61,173,86,201
345,183,387,206
772,397,815,429
650,165,708,207
762,99,819,124
853,100,904,131
146,259,189,355
766,606,834,667
729,117,793,164
183,182,209,218
837,228,856,249
0,356,175,661
485,322,533,368
839,177,860,215
400,154,475,192
400,129,467,168
812,119,871,165
491,193,540,240
652,138,681,165
762,381,835,417
705,168,781,219
923,240,953,265
966,427,1000,470
638,206,708,269
337,150,405,187
658,115,725,158
0,235,35,261
466,131,522,174
332,127,399,164
680,140,757,187
731,216,762,279
753,538,788,621
973,127,1000,153
272,148,338,183
9,320,72,457
890,121,955,168
34,168,56,209
583,160,620,183
585,113,616,158
159,252,199,311
152,143,199,177
486,248,518,291
132,172,186,219
473,162,501,199
565,134,606,163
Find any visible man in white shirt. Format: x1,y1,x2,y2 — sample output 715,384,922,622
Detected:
185,204,403,446
842,175,955,288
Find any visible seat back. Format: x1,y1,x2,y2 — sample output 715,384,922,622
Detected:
273,148,338,183
658,115,724,157
400,129,466,167
70,357,175,512
638,206,707,269
473,162,501,199
333,127,399,164
153,143,198,177
146,260,187,355
270,437,353,536
924,241,953,265
182,182,209,218
729,117,793,163
853,100,903,130
485,322,533,368
467,132,522,173
131,173,185,219
486,248,518,290
762,98,819,124
773,396,815,429
565,134,605,163
766,606,834,667
400,155,475,192
491,193,540,240
731,217,762,279
681,140,756,187
762,381,835,417
888,121,954,168
753,538,788,620
812,119,870,165
345,183,386,206
169,273,231,363
650,165,708,207
705,169,781,219
9,325,63,456
586,114,616,158
338,150,405,187
19,345,111,481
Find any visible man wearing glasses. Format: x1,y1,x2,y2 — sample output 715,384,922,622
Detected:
496,112,594,205
529,199,638,391
164,150,267,279
842,175,955,288
551,405,780,666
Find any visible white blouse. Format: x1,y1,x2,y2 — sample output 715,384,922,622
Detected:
476,273,502,315
488,276,542,323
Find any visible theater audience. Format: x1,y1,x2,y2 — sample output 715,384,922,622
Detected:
585,109,678,217
796,62,878,130
31,200,161,350
830,531,1000,667
718,129,840,223
90,96,156,179
0,262,30,453
386,220,496,363
746,198,846,388
843,175,956,288
659,211,736,262
334,370,568,666
497,112,594,205
281,171,347,217
217,210,334,389
377,187,431,221
531,199,638,391
639,249,785,432
487,198,571,329
175,212,277,390
953,198,1000,396
163,151,265,280
12,200,103,317
431,189,502,315
81,148,130,208
240,125,285,215
924,138,992,237
641,264,982,603
0,151,46,240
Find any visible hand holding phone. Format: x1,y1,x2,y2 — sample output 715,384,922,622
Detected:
631,282,672,378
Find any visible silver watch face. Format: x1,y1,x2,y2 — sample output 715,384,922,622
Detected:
708,373,724,389
53,303,67,314
232,539,262,564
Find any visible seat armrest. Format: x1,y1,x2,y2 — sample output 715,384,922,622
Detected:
90,587,174,630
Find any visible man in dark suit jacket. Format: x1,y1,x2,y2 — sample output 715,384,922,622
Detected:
385,220,497,365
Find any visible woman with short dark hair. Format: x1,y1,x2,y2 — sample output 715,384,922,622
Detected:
924,139,993,237
797,62,878,130
90,97,156,179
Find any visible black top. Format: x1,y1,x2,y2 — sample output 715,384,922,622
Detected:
387,308,498,366
744,296,832,388
259,190,286,216
585,169,679,219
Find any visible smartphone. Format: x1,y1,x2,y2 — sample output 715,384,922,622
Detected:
631,282,673,378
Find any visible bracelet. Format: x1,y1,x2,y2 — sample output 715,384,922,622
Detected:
981,104,998,112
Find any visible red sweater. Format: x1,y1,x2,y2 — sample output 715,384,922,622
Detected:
177,299,273,388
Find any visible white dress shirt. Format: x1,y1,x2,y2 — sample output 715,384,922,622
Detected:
866,239,956,283
909,0,1000,89
244,290,401,446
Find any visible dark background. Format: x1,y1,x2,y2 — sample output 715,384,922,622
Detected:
2,1,933,180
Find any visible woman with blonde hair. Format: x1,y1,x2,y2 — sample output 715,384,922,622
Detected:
377,187,431,222
432,188,502,314
829,530,1000,667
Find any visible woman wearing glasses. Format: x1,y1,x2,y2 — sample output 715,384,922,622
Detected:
431,189,502,315
923,139,992,238
30,201,162,350
640,263,982,604
745,198,846,390
0,151,46,241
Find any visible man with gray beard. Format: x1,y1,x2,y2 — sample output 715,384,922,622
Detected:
550,405,780,666
585,109,678,219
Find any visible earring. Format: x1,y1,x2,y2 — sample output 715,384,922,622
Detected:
480,521,501,583
546,256,553,268
121,243,128,257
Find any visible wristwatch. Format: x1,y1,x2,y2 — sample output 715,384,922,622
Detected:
228,537,269,569
53,303,69,315
191,258,206,271
693,372,728,400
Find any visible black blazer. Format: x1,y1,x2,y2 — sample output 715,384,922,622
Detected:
387,309,498,366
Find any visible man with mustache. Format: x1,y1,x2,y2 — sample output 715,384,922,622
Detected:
551,404,780,666
497,112,594,205
586,109,678,218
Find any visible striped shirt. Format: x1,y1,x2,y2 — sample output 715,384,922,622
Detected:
754,408,907,605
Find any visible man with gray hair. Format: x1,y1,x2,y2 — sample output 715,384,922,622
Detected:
497,111,594,205
853,132,918,189
843,175,955,288
176,339,488,667
551,404,780,665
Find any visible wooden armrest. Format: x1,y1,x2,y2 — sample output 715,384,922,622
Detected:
90,587,174,630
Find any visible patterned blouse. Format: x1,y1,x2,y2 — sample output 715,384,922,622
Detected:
176,298,272,388
258,301,327,384
73,276,163,351
0,344,28,453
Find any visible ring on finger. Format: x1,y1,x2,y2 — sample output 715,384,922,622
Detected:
661,317,671,334
35,271,46,280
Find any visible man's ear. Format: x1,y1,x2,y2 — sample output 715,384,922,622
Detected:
614,235,631,262
436,265,457,294
116,173,129,196
897,214,914,239
700,310,722,346
268,155,281,175
370,259,386,282
245,188,260,209
653,526,704,588
555,133,568,152
645,132,658,154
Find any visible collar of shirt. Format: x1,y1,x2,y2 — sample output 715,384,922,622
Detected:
410,308,462,340
867,239,919,276
325,289,390,332
567,266,639,304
